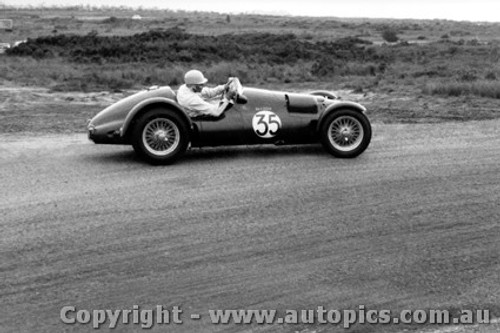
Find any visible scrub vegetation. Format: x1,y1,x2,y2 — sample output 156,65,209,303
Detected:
2,6,500,94
1,5,500,128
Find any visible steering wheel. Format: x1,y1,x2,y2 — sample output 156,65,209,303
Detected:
223,77,247,104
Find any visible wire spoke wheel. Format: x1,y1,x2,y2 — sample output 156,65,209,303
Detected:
328,116,364,152
320,109,371,158
142,118,181,156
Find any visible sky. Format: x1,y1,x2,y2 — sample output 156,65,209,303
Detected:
1,0,499,22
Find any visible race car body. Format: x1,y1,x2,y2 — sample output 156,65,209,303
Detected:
88,80,371,164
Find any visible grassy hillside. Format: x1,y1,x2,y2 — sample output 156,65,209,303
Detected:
1,6,500,128
1,7,499,93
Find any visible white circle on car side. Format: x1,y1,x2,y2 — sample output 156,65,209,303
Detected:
252,111,282,138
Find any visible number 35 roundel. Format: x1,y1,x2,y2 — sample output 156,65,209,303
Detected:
252,111,282,138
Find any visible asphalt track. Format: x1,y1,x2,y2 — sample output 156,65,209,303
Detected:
1,120,499,333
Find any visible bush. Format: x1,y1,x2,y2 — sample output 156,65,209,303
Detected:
459,69,478,82
311,57,341,77
485,72,497,80
382,29,399,43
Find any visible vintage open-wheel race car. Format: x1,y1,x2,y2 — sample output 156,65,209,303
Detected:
87,79,372,164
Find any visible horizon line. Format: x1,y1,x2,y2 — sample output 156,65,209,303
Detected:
1,4,499,24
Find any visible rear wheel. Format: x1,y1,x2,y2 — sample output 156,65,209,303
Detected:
320,109,371,158
131,108,189,165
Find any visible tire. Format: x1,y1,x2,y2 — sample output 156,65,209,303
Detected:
320,109,372,158
131,108,190,165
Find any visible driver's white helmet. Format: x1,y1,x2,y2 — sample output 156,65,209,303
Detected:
184,70,208,85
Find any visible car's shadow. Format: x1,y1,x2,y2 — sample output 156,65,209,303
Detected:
183,144,325,162
82,149,139,164
84,144,328,166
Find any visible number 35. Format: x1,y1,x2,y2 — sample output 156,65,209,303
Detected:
252,111,282,138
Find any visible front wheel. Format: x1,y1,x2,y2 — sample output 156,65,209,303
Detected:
320,109,371,158
131,108,190,165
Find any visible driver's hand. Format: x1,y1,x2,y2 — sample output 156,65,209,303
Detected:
225,77,235,90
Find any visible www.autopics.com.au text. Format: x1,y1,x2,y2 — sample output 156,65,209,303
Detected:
60,305,492,329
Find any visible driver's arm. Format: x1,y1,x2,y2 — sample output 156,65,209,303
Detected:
200,85,225,99
183,95,230,117
201,78,234,99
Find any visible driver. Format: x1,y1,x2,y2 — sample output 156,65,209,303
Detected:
177,69,233,118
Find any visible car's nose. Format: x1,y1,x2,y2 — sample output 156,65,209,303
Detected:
87,119,96,140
